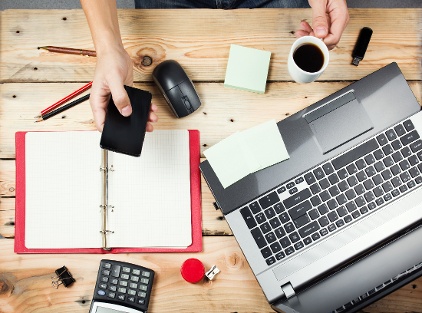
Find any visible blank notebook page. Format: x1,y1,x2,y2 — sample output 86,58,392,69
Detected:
107,130,192,248
25,131,103,248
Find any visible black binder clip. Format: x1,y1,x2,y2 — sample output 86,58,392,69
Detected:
51,266,75,289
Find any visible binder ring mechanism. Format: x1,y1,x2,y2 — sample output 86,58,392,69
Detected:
99,165,114,172
100,204,115,212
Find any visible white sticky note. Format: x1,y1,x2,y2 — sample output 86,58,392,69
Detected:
204,120,289,188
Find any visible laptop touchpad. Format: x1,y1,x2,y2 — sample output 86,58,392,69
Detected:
305,92,373,154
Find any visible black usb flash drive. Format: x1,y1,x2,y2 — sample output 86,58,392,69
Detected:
352,27,373,66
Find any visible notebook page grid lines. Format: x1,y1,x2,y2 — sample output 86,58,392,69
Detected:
240,118,422,267
107,130,192,248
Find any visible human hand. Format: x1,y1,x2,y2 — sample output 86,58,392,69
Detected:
90,46,158,132
296,0,349,50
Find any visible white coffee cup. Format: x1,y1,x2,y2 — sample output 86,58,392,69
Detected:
288,36,329,83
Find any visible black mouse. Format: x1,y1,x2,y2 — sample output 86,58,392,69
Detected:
152,60,201,118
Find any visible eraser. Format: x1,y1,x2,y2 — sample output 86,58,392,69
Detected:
180,258,205,283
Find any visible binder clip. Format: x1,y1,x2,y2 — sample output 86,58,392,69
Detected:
51,266,75,289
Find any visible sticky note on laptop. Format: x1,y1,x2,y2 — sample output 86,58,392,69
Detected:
204,120,289,188
224,44,271,94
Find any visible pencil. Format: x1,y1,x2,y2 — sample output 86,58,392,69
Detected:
36,94,90,122
38,46,97,57
36,81,93,118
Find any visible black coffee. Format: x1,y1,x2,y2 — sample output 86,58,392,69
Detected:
293,44,324,73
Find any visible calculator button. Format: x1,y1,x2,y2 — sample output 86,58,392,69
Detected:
102,270,110,276
138,291,147,298
104,263,112,269
101,276,109,283
119,280,128,287
109,285,117,292
117,294,125,301
99,283,107,289
118,287,127,293
139,284,147,291
128,296,135,302
111,265,121,277
121,274,130,280
137,299,145,305
140,278,149,284
97,290,106,296
108,292,116,299
132,269,141,275
122,267,131,273
110,278,118,285
142,271,150,277
128,289,136,296
131,276,140,282
129,283,138,289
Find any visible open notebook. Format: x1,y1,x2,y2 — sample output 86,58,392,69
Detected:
15,130,202,253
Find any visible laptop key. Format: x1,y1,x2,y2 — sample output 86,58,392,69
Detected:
266,257,276,266
294,241,305,250
259,191,279,210
283,188,312,209
285,246,295,255
289,232,300,243
400,130,419,146
294,214,310,228
251,227,266,249
255,213,266,224
270,242,282,253
261,247,272,258
403,119,414,131
304,172,316,184
279,236,291,248
410,139,422,153
274,227,285,238
249,201,261,214
299,221,320,238
394,124,406,136
275,252,285,260
240,207,257,229
288,200,312,220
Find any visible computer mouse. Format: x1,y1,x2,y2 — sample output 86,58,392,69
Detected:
152,60,201,118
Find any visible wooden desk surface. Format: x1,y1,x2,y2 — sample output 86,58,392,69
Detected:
1,8,421,313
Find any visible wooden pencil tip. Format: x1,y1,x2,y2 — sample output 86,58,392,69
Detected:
34,115,41,118
35,118,43,123
38,46,47,50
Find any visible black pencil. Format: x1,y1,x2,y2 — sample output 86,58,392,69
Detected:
36,94,90,122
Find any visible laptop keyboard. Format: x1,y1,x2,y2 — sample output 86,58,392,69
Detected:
240,118,422,267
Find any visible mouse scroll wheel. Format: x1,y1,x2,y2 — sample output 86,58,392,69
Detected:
182,96,193,113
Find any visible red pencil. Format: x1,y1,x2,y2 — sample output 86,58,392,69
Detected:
37,81,92,117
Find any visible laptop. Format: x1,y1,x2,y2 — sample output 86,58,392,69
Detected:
200,62,422,313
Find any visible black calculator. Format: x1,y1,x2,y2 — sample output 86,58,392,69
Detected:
89,259,155,313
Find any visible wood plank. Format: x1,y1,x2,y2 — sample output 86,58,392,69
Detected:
1,9,421,83
1,82,421,158
0,237,272,313
0,237,421,313
0,198,15,239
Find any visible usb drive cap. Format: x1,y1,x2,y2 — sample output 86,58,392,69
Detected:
352,27,373,66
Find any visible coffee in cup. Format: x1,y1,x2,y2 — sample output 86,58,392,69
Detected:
288,36,329,83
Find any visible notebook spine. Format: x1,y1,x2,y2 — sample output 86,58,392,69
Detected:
100,149,113,250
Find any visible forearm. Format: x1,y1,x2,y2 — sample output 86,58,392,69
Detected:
80,0,124,56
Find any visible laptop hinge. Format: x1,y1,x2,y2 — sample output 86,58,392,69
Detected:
281,283,296,299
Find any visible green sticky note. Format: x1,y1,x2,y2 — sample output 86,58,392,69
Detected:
224,44,271,94
204,120,289,188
